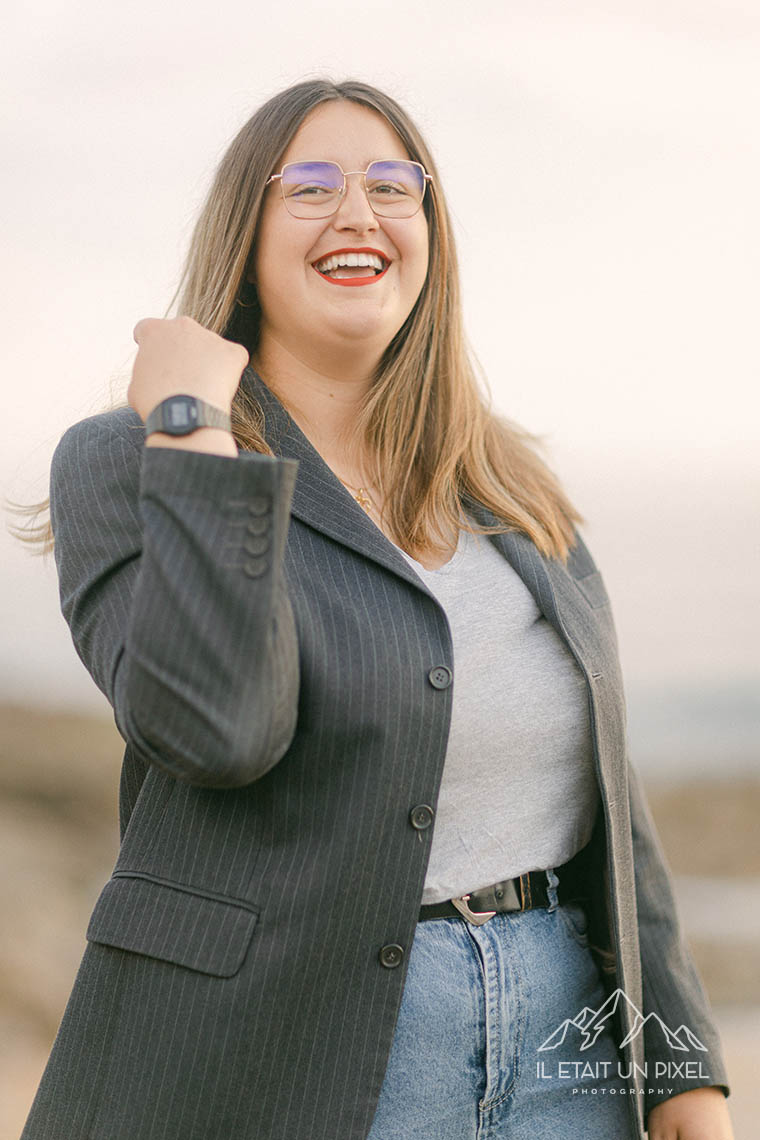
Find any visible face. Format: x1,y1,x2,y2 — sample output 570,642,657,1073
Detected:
250,101,430,371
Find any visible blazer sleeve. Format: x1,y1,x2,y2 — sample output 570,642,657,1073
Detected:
49,410,300,788
627,760,731,1115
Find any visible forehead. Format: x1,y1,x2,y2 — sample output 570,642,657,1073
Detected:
280,101,410,168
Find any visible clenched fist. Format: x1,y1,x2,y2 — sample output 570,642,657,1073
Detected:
128,315,249,424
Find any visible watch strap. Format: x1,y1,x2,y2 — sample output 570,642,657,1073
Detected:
144,395,232,437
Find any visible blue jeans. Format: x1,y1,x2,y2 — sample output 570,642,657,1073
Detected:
367,876,637,1139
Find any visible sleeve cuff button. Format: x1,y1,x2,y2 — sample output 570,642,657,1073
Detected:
248,496,272,516
244,558,268,578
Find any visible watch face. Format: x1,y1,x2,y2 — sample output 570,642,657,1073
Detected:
169,403,191,427
163,396,199,435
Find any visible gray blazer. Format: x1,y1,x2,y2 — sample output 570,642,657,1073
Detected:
23,367,728,1140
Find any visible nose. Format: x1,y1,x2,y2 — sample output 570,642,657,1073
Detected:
332,174,379,234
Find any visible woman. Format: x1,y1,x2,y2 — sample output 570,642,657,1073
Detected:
22,79,732,1140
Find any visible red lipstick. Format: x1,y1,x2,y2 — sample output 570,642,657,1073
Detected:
312,247,391,288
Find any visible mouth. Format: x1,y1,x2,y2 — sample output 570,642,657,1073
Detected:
311,247,391,288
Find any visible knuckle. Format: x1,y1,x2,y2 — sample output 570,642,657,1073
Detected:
134,316,161,342
230,340,249,364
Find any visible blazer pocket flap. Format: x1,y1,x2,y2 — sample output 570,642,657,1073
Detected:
86,875,259,977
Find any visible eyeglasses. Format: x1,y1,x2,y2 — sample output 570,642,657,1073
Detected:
265,159,432,219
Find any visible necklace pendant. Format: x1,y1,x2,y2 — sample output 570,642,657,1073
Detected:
355,488,372,511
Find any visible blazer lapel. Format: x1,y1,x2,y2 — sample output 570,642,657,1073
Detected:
464,495,608,682
241,367,435,596
463,498,562,632
242,367,596,674
464,494,623,805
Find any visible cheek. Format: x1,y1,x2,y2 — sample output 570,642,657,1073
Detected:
406,236,429,299
254,245,300,311
419,241,430,284
255,225,326,303
401,223,429,291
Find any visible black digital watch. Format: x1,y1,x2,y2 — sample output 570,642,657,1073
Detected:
143,395,232,438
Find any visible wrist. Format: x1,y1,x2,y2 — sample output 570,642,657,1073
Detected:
145,428,238,457
647,1086,733,1140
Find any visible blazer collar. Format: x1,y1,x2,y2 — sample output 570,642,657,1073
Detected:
241,366,564,633
241,366,427,590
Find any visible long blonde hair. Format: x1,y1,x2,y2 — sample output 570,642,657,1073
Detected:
9,78,581,561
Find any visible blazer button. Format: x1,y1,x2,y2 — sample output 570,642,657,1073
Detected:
379,944,404,969
246,517,270,536
244,535,270,556
410,804,434,830
248,495,272,516
244,558,268,578
428,665,452,690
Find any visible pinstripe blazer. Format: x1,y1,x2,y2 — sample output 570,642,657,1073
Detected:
23,366,727,1140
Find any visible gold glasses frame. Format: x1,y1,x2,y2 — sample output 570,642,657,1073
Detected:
265,158,433,219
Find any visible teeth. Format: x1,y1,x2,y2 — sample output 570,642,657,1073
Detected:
315,252,386,273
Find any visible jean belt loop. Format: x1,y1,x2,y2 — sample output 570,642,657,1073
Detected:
545,868,560,912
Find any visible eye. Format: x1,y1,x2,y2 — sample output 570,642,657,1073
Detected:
286,183,335,199
367,181,409,199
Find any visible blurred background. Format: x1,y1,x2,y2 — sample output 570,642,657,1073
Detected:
2,1,758,1136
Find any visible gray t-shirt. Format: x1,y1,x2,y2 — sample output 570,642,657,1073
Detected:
391,522,600,905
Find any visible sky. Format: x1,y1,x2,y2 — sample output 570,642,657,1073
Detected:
2,1,758,763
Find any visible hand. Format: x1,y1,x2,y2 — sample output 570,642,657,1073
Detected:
128,315,249,423
647,1086,733,1139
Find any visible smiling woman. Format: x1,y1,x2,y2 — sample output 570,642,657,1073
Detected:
249,101,430,383
18,78,732,1140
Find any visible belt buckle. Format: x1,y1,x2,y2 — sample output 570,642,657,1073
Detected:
450,893,497,925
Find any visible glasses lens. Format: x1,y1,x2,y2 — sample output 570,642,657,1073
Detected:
365,161,426,218
279,162,343,218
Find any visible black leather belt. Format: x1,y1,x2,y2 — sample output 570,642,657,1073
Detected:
418,849,590,926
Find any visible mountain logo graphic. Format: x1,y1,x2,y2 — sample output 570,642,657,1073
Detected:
537,989,708,1054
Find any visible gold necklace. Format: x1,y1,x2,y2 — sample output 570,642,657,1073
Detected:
337,476,375,513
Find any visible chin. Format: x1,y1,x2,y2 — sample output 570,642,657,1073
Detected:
326,311,401,345
343,322,391,344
